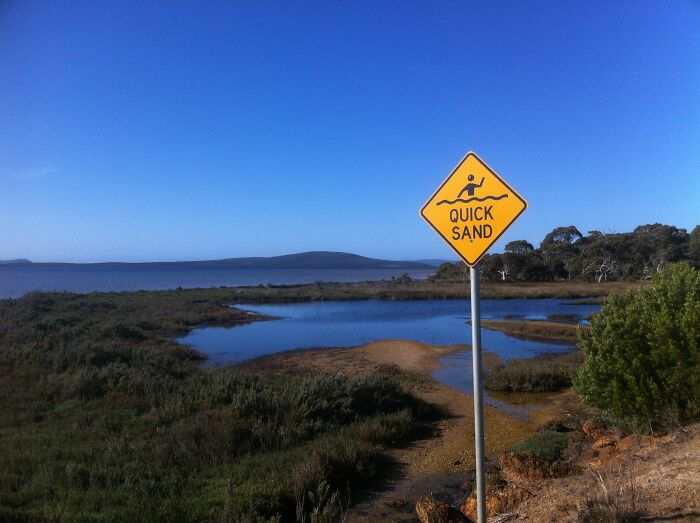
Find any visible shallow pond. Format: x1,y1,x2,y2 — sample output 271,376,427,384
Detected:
178,299,599,413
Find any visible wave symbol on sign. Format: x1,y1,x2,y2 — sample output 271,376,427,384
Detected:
436,194,509,206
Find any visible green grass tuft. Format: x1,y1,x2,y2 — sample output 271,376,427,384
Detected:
511,430,569,462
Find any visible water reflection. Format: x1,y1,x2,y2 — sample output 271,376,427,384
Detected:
179,299,597,364
178,299,599,417
432,350,553,420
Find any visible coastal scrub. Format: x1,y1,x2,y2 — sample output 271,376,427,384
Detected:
574,262,700,431
0,290,432,522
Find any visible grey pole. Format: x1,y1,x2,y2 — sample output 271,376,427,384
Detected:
470,265,486,523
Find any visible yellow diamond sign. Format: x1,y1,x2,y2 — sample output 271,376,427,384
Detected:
420,152,527,267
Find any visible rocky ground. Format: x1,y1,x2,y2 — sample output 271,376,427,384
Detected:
495,421,700,522
414,406,700,523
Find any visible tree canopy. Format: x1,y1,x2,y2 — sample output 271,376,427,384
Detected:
432,223,699,282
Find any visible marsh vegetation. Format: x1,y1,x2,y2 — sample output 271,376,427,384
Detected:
1,263,697,521
485,351,584,393
0,291,435,522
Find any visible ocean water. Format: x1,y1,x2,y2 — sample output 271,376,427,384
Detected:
0,265,433,299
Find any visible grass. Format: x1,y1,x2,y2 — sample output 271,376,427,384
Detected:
0,281,645,520
485,351,584,392
511,430,569,462
576,490,644,523
563,298,608,306
224,280,642,302
0,291,437,522
480,320,588,342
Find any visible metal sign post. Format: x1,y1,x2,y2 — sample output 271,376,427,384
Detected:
470,265,486,523
420,151,527,523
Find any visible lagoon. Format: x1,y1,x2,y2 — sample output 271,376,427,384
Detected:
179,299,599,407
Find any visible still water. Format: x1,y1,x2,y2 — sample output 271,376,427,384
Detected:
0,265,433,299
178,299,599,410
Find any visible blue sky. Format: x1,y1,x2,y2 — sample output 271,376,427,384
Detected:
1,1,699,262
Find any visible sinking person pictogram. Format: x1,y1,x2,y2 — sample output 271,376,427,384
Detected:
420,151,527,267
436,174,508,206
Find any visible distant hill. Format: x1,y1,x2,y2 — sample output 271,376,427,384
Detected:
414,259,454,267
0,259,32,265
184,252,433,269
2,252,432,270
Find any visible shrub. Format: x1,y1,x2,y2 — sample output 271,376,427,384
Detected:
573,262,700,431
485,351,583,392
511,430,568,462
0,289,432,522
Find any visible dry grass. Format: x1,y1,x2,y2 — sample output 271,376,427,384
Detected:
481,319,589,342
576,471,645,523
225,280,644,302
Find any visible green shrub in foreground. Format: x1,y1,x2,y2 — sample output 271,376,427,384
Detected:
574,262,700,432
511,430,568,462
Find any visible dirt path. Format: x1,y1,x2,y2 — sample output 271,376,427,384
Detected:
239,340,562,522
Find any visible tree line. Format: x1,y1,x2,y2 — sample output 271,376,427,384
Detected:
432,223,700,282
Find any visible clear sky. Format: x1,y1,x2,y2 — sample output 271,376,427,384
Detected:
1,1,699,262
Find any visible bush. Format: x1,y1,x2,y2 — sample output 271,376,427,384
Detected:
511,430,568,462
573,262,700,431
0,289,433,522
485,351,583,392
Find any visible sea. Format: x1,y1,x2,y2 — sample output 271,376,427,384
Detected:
0,264,434,299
